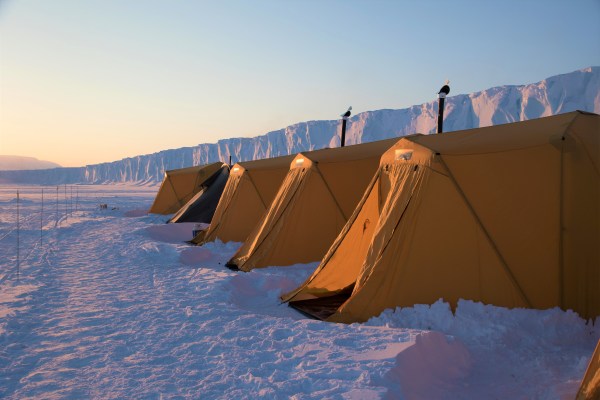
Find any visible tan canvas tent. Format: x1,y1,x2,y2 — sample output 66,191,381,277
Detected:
226,138,399,272
578,340,600,400
284,111,600,323
192,155,296,245
149,162,223,215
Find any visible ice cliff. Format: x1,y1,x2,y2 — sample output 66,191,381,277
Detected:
1,67,598,185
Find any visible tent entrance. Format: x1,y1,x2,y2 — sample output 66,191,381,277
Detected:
288,285,354,320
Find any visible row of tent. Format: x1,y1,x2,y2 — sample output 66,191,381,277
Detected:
149,111,599,325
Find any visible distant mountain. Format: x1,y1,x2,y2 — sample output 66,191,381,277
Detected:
0,155,61,171
1,67,598,185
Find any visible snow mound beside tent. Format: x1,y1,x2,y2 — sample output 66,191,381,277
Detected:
367,299,600,399
384,331,472,399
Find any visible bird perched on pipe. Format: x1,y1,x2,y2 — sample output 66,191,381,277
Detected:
341,106,352,119
438,80,450,98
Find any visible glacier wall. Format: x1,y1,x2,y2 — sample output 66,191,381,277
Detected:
1,67,598,185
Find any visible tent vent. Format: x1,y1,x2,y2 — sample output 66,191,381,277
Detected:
395,149,413,161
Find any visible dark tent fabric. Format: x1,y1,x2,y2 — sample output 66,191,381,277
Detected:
168,165,230,224
149,162,224,215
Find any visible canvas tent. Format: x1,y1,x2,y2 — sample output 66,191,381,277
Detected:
578,340,600,400
168,164,230,224
283,111,600,323
149,162,224,215
226,138,398,272
192,155,296,245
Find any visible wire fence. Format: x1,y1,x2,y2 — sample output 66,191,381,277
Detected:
0,185,96,286
0,184,160,287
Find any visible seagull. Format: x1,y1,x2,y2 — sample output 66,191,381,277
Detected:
341,106,352,118
438,80,450,97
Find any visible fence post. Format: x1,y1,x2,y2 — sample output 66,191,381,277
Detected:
16,190,20,282
64,185,68,221
56,186,59,227
41,188,44,246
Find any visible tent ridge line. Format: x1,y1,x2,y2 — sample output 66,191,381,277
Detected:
351,165,424,297
312,154,391,165
285,170,382,302
433,142,553,157
370,166,423,272
246,172,269,210
166,174,185,209
235,168,308,270
566,117,600,179
556,113,581,310
559,135,565,309
321,171,381,267
560,113,600,317
436,155,533,308
210,180,239,228
313,165,348,221
202,176,242,242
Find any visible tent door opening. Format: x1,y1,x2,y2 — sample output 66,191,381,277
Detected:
289,285,355,320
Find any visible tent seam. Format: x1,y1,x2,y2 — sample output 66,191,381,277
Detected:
283,170,382,302
371,167,422,265
246,172,269,210
566,116,600,178
201,176,242,241
559,135,565,309
434,142,558,156
436,155,533,307
313,165,348,221
235,168,308,270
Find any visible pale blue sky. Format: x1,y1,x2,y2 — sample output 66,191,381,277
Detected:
1,0,599,166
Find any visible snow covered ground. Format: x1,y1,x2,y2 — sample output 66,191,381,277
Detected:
0,184,597,399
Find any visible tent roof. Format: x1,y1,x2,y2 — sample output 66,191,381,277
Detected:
297,138,399,164
235,154,297,171
164,162,222,176
413,111,593,154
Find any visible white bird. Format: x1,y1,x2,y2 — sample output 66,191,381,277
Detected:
341,106,352,118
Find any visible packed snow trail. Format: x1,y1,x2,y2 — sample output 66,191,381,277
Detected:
0,185,597,399
0,187,418,399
